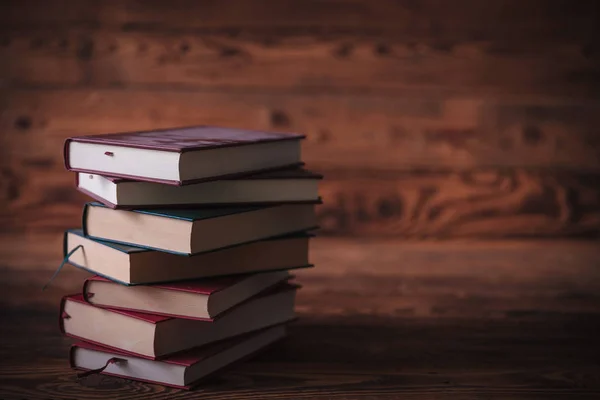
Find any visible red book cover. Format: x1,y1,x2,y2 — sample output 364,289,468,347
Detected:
60,283,298,359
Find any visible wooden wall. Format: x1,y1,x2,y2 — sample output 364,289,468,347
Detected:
1,0,600,242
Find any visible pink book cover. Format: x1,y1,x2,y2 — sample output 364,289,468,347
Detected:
64,126,305,185
81,274,293,321
59,284,298,359
74,167,323,209
69,326,287,390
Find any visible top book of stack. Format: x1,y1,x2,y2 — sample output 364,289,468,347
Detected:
64,126,305,185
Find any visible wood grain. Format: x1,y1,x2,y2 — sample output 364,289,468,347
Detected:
1,167,599,238
3,89,600,171
1,0,600,243
1,313,599,399
1,239,600,399
2,31,598,97
3,237,600,318
1,0,598,41
318,169,600,237
0,314,599,399
1,2,599,396
3,141,600,238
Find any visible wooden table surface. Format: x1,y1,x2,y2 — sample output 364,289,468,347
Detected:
1,238,600,399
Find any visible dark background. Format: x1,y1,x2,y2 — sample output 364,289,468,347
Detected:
0,1,600,398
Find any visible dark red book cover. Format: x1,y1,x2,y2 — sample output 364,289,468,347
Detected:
64,126,305,185
65,126,304,153
60,283,298,359
81,276,295,321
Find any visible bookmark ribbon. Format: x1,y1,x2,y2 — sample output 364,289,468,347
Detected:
42,245,83,291
77,357,127,379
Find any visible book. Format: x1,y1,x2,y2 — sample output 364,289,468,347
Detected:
64,229,311,285
77,168,322,209
64,126,304,185
82,202,318,255
82,270,291,320
60,284,297,359
70,325,286,389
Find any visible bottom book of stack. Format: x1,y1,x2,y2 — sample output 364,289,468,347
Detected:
71,325,287,389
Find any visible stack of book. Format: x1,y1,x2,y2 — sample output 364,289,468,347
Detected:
56,126,321,389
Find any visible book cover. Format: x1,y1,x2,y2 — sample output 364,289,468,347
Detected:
75,168,323,209
80,168,323,184
83,201,267,223
65,126,305,154
84,275,245,297
64,126,306,185
69,325,287,390
59,283,298,360
63,229,313,286
81,272,293,320
80,202,319,256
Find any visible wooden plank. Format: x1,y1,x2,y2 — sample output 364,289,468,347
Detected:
1,238,600,398
1,31,598,97
319,169,600,237
2,89,600,171
1,0,598,42
1,88,599,238
1,310,599,399
0,32,88,85
0,165,599,238
2,237,600,316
